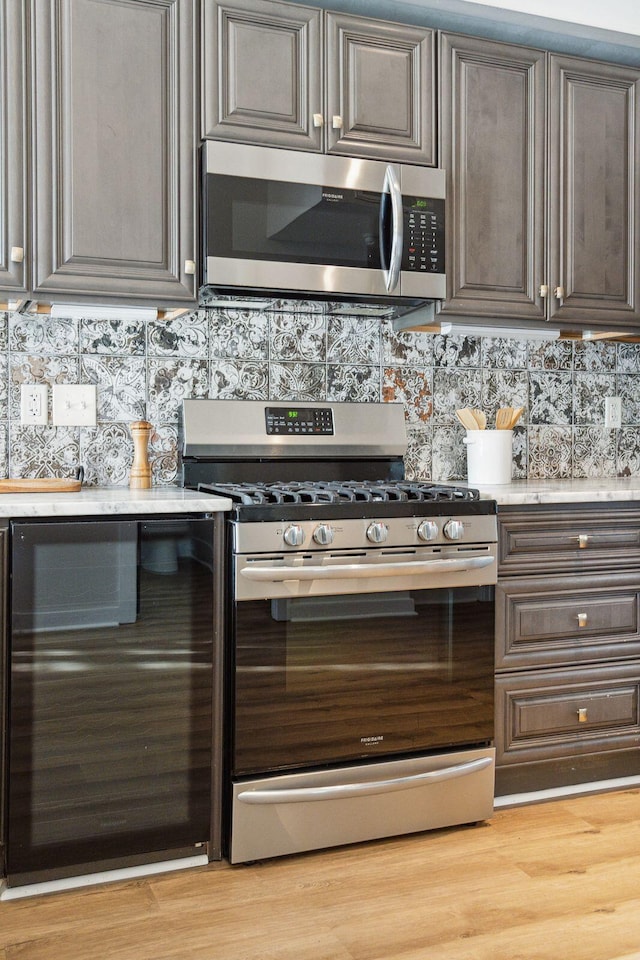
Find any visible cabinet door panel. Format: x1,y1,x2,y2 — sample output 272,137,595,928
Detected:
202,0,322,151
326,14,436,164
31,0,196,305
548,55,640,325
0,3,27,297
439,34,546,320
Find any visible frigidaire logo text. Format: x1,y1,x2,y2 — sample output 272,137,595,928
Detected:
323,191,345,201
361,735,384,744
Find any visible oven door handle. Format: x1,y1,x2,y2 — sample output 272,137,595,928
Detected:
238,756,493,804
240,555,494,582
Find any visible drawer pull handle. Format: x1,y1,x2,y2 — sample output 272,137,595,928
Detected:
576,612,588,628
577,707,588,723
571,534,590,549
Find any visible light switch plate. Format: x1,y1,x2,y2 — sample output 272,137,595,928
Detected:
52,384,97,426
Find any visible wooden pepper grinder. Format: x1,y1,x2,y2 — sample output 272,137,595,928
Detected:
129,420,153,489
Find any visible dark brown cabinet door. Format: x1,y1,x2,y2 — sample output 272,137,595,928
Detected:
31,0,197,306
0,3,27,298
202,0,323,151
439,33,547,321
325,13,436,165
547,55,640,326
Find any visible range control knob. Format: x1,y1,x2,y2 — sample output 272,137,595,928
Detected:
283,524,305,547
417,520,439,542
313,523,334,546
366,521,388,544
443,519,465,541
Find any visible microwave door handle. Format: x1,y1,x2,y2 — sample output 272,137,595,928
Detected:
240,554,494,582
381,165,403,293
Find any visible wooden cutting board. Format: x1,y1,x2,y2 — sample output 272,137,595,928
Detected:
0,478,82,493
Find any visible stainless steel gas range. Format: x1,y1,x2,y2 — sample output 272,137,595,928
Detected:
180,400,497,864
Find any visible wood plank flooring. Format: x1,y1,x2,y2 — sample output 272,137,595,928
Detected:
2,788,640,959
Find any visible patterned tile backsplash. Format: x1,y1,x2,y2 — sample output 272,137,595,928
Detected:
1,300,640,485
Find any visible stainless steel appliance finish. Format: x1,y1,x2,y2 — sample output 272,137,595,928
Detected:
202,141,446,304
180,400,497,864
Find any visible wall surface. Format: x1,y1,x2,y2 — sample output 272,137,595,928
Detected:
1,304,640,486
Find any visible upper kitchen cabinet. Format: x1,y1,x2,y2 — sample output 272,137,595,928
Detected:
440,34,640,329
547,55,640,327
202,0,437,165
27,0,197,308
0,2,27,300
438,33,547,322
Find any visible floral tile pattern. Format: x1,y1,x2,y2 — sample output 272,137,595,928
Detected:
3,306,640,485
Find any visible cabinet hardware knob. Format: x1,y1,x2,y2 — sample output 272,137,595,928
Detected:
313,113,324,127
570,534,590,548
332,115,344,129
10,246,24,263
576,612,588,628
184,259,196,276
577,707,588,723
554,285,565,300
539,284,549,298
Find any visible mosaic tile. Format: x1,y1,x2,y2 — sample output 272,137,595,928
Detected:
9,355,80,420
147,359,209,424
10,315,78,354
481,370,528,424
615,374,640,425
573,339,616,372
327,365,380,402
512,425,527,479
209,308,269,360
527,425,573,478
9,425,81,479
327,317,380,364
404,426,432,480
80,317,146,355
481,336,528,369
0,423,7,477
81,424,131,486
572,427,618,478
81,356,146,422
431,368,482,423
0,313,7,351
574,372,616,425
147,312,208,358
269,362,325,401
617,427,640,476
616,341,640,374
148,422,179,485
382,367,432,424
380,318,434,366
528,371,573,425
431,425,466,482
210,360,269,399
433,334,481,368
0,355,7,421
269,313,326,362
528,339,573,370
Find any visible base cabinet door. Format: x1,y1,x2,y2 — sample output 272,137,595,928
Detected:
30,0,197,307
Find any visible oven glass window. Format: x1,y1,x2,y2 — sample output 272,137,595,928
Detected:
233,586,495,776
207,174,383,269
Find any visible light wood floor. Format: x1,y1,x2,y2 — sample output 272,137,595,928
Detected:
2,788,640,960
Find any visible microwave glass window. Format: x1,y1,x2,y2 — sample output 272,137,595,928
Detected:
207,175,383,269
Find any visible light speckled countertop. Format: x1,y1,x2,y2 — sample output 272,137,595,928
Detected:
468,478,640,506
0,486,232,518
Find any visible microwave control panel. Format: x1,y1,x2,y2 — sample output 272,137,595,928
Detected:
265,406,334,436
403,197,445,274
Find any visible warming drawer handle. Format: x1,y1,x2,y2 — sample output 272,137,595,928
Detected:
237,756,493,804
240,555,494,582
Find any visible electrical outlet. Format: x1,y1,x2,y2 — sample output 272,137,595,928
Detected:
20,384,48,425
604,396,622,429
52,384,97,426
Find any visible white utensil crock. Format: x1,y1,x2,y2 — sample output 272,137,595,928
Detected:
463,429,513,485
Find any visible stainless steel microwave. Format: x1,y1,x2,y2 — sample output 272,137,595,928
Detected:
201,141,446,306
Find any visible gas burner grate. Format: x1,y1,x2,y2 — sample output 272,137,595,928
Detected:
198,479,480,505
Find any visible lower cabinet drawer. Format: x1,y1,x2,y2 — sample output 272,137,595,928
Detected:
496,572,640,669
495,661,640,766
